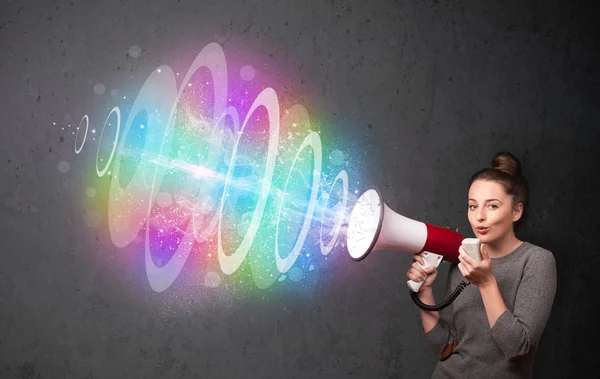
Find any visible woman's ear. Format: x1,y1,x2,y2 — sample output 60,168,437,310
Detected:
512,203,524,222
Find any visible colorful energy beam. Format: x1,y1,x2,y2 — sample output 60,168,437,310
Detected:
72,43,360,292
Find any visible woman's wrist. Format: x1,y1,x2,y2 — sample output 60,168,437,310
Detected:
417,287,434,301
479,276,498,291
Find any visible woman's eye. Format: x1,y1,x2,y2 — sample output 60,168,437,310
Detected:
489,204,498,209
469,205,476,210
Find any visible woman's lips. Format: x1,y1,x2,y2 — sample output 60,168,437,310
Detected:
476,227,489,233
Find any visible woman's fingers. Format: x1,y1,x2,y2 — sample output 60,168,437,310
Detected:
412,256,431,275
407,267,427,282
408,268,425,282
458,263,466,278
458,252,474,272
406,271,419,282
407,254,438,283
458,262,472,280
413,254,424,265
412,261,427,275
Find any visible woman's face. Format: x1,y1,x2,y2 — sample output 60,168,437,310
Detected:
467,179,522,243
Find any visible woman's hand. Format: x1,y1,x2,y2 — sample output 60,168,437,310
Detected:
457,243,495,286
406,254,438,292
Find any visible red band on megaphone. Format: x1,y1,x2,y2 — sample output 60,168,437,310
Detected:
420,224,462,263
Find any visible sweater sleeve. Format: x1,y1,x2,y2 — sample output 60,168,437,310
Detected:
490,249,557,360
423,265,457,357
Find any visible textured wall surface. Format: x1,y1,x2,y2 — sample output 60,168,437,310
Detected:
1,0,599,378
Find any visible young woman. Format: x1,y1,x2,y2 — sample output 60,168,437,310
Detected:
406,151,557,379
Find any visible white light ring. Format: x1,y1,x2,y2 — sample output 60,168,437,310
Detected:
217,87,280,275
145,43,228,292
192,105,239,243
95,107,121,177
74,115,89,155
319,169,348,255
275,131,322,273
107,65,177,248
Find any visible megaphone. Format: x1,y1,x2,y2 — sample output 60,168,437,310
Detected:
346,187,470,311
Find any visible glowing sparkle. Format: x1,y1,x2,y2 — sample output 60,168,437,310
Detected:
58,161,70,173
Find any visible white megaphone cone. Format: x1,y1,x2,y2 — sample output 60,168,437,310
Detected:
346,187,462,292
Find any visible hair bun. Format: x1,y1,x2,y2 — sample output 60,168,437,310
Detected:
492,151,522,177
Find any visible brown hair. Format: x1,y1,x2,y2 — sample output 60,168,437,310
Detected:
469,151,530,229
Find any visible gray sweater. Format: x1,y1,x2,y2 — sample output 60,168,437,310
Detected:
423,241,557,379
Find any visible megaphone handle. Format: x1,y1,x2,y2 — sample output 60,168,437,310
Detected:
407,252,443,293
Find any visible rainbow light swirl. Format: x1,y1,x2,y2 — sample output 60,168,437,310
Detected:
75,42,360,293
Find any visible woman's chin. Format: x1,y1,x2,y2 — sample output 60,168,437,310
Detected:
474,233,492,243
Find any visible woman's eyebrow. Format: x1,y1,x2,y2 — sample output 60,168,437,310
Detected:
468,198,503,203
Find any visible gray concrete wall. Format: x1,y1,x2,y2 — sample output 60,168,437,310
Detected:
1,0,598,377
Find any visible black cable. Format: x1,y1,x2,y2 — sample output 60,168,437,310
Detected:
410,280,470,311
